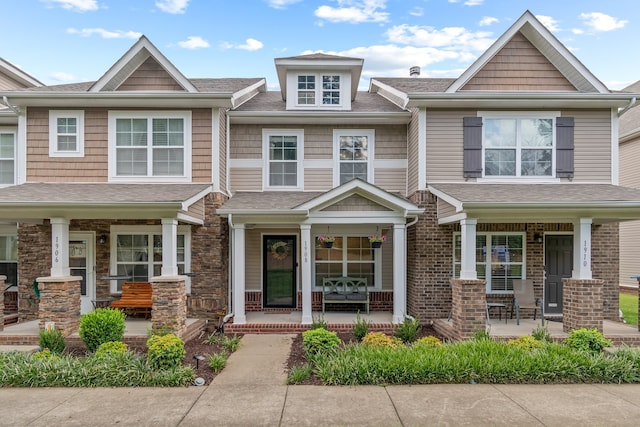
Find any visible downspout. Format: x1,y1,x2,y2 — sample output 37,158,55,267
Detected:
1,96,20,115
619,97,637,117
406,215,419,228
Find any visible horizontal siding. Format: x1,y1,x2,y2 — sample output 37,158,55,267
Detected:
381,230,393,290
219,109,227,190
425,109,474,183
186,198,205,222
374,168,406,194
192,109,213,183
620,139,640,188
407,108,420,194
304,168,332,191
116,57,184,91
229,124,263,159
0,72,26,90
569,109,611,183
230,168,262,192
438,199,457,218
304,126,333,159
375,125,407,159
620,221,640,286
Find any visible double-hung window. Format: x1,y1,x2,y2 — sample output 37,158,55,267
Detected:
296,74,341,106
263,130,303,189
108,111,191,181
481,113,555,178
49,111,84,157
0,230,17,288
335,129,373,185
454,233,525,292
314,236,377,288
0,129,16,185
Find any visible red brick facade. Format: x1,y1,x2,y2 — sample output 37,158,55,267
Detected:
562,278,604,332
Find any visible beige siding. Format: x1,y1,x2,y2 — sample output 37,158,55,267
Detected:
620,221,640,286
570,109,611,183
437,199,457,218
186,198,205,222
381,230,393,290
304,126,333,159
322,194,392,212
0,72,27,90
219,109,227,191
407,108,420,194
375,125,407,159
229,124,263,159
374,168,406,194
230,168,262,192
245,229,300,291
192,109,213,182
304,168,332,191
461,32,577,91
425,109,474,183
116,57,184,91
620,139,640,187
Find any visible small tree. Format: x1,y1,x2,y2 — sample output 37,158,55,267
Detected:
79,308,126,352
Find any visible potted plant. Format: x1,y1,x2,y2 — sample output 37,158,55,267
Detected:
369,234,386,248
318,235,335,248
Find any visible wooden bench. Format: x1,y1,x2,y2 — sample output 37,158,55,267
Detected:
322,277,369,313
111,282,152,318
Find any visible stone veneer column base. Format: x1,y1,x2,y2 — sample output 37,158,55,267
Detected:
150,276,187,336
36,276,81,336
562,278,604,333
450,278,487,340
0,275,5,331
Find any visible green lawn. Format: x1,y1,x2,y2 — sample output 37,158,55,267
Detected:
620,293,638,326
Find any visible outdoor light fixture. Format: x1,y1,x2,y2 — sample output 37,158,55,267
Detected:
193,354,205,370
533,233,543,244
99,234,107,244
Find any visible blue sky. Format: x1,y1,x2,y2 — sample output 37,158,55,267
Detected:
1,0,639,90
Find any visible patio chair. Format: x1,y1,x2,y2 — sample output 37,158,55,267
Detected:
510,279,541,325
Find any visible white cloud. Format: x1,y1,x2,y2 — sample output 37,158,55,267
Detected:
409,7,423,17
220,38,264,51
155,0,190,14
50,71,77,82
266,0,301,9
314,0,389,24
571,28,584,35
478,16,498,27
385,24,494,51
579,12,627,32
45,0,98,12
464,0,483,5
177,36,209,49
535,15,560,32
66,28,142,39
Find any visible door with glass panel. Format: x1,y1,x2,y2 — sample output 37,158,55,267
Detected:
70,233,95,314
263,236,297,308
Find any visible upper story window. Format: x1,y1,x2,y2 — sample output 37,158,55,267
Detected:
0,129,16,185
334,129,374,186
263,129,303,190
49,110,84,157
108,111,192,182
296,74,341,106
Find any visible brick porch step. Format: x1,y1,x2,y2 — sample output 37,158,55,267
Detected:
224,322,395,334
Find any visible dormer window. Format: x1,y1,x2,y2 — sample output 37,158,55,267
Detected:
296,74,341,106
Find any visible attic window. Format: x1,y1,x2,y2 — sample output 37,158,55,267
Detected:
297,75,315,104
296,74,341,106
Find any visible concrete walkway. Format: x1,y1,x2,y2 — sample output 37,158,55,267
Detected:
2,334,640,426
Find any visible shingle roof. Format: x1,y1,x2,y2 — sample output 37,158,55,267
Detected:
275,53,361,61
619,80,640,137
373,78,456,93
219,192,323,211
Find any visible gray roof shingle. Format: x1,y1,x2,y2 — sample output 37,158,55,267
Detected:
219,192,323,211
373,78,456,93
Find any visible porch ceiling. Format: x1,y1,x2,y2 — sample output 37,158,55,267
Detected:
429,183,640,224
0,182,212,224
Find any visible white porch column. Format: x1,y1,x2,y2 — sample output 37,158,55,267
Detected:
161,218,179,276
459,218,478,280
300,224,312,324
392,223,407,324
50,218,70,277
573,218,593,280
232,224,246,324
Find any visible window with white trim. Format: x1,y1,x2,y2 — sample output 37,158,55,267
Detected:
296,74,341,106
0,130,16,185
335,129,373,185
0,233,18,288
482,114,555,178
108,111,191,181
49,111,84,157
314,236,377,288
111,226,190,293
263,130,303,189
454,233,525,292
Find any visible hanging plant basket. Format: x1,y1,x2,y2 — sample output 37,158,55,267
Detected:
318,235,335,248
369,234,386,248
323,241,334,248
370,241,382,248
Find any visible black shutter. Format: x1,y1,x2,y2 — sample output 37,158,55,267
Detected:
463,117,483,178
556,117,574,179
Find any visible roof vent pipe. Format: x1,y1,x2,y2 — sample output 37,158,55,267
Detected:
409,66,420,78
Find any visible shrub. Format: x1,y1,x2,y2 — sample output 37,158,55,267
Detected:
414,336,443,349
311,315,328,330
302,328,341,357
208,352,228,372
394,316,421,343
287,365,312,384
508,335,544,351
79,308,126,352
39,328,66,355
352,311,370,341
361,332,402,349
94,341,129,360
221,335,241,352
31,348,59,362
531,325,553,343
147,333,186,370
564,328,612,354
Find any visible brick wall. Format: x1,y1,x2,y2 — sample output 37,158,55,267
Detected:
17,222,50,320
151,278,187,335
450,278,487,339
563,278,604,332
591,223,619,321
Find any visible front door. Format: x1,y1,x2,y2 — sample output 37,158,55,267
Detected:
544,235,573,315
70,233,95,314
263,236,297,308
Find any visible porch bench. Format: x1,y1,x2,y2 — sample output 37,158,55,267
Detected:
322,277,369,313
110,282,152,318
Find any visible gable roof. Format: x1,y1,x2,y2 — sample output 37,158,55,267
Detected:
0,57,43,89
89,36,198,93
447,10,609,94
619,80,640,141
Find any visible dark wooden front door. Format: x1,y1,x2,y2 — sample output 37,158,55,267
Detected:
263,236,297,308
544,235,573,315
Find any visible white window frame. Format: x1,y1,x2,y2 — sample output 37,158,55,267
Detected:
262,129,304,190
49,110,84,157
0,127,17,186
478,111,559,182
333,129,374,186
312,234,382,290
454,232,526,294
0,225,18,288
295,73,343,108
109,225,192,294
107,111,192,182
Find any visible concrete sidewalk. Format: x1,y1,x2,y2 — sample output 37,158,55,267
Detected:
2,334,640,426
